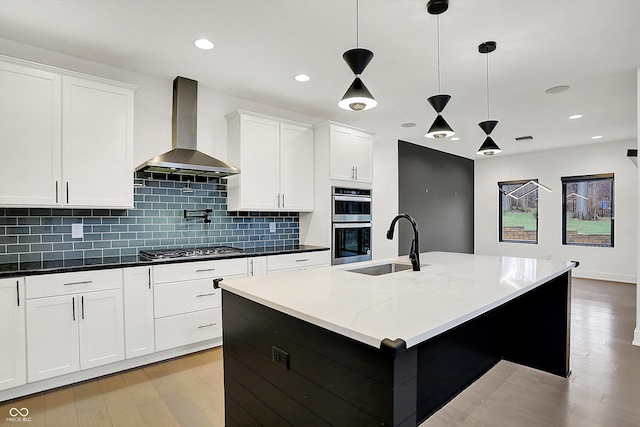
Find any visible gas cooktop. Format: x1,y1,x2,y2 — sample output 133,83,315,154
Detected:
139,246,245,261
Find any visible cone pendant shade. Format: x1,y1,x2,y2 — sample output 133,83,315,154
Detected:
477,136,502,155
425,94,454,138
339,77,377,111
425,114,455,139
339,49,376,111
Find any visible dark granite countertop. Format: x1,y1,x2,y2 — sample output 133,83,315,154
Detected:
0,245,329,278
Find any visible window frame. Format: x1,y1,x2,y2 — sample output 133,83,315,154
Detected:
498,179,539,244
561,173,614,247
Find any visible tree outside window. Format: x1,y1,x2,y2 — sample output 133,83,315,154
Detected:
562,174,614,247
499,179,539,244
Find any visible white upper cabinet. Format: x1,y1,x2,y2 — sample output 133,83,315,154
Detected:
0,56,135,209
328,123,373,183
279,122,314,210
0,61,62,206
226,110,313,212
62,76,134,208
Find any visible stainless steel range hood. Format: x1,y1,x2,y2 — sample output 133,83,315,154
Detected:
135,76,240,177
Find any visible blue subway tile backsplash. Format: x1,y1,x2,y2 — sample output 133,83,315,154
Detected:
0,172,299,265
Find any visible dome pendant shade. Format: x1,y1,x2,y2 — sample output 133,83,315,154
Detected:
477,136,502,155
343,48,374,75
425,114,455,139
478,120,499,135
338,77,377,111
427,94,451,114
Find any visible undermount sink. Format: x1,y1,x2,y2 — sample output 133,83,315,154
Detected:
345,262,414,276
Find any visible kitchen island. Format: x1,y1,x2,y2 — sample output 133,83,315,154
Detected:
220,252,575,426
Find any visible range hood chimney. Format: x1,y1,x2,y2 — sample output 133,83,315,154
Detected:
135,76,240,177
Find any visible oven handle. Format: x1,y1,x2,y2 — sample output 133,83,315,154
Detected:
333,222,372,229
333,195,372,203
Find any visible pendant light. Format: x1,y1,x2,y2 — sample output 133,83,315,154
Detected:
477,41,501,155
339,0,377,111
425,0,454,139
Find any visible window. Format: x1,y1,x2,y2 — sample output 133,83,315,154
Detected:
499,179,539,244
562,174,614,247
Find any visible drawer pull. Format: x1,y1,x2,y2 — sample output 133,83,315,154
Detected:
196,292,217,298
295,259,309,262
64,280,92,286
197,323,217,329
195,268,216,273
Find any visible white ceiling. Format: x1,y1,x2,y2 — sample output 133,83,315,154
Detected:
1,0,638,159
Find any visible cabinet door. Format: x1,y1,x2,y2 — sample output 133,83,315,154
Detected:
79,289,125,369
238,114,280,210
0,61,62,206
62,76,133,208
352,131,373,183
0,278,26,391
329,126,355,181
123,267,154,359
26,295,80,382
280,123,314,211
248,257,268,276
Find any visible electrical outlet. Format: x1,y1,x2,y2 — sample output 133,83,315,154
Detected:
272,346,289,370
269,222,276,233
71,223,83,239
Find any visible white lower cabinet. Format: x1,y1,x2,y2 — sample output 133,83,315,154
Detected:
155,308,222,352
0,277,26,391
25,270,124,383
248,256,268,276
152,258,247,351
267,251,331,273
123,267,154,359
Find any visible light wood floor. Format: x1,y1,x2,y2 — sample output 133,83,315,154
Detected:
1,278,639,427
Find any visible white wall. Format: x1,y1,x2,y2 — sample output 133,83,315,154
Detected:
475,139,637,283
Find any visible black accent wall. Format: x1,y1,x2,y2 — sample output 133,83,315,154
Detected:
397,141,474,255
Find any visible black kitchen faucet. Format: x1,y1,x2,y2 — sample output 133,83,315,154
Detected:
386,213,420,271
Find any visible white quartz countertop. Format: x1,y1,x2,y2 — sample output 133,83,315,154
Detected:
220,252,575,349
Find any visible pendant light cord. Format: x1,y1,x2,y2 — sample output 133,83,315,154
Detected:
356,0,360,47
436,15,441,93
486,50,490,119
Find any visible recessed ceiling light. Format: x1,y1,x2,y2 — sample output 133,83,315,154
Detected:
295,74,310,82
401,122,416,128
569,114,583,119
194,39,214,50
591,135,603,140
451,137,460,141
545,85,570,94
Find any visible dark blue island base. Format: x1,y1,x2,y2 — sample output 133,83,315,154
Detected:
222,271,570,426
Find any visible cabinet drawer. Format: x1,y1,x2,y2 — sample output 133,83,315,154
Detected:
267,251,330,272
154,279,221,318
155,308,221,352
153,258,247,284
26,269,123,299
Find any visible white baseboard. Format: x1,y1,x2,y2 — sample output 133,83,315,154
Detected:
572,269,636,284
633,329,640,347
0,338,221,403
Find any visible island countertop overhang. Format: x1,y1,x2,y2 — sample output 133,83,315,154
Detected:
220,251,576,349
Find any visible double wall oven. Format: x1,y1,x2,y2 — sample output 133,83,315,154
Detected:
332,187,372,265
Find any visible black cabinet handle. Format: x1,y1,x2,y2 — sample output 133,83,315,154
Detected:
16,281,20,307
72,297,76,321
81,296,85,319
148,268,151,289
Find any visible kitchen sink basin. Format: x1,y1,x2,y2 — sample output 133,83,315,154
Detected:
345,262,414,276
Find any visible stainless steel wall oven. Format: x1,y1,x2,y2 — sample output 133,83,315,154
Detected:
332,187,372,265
